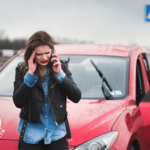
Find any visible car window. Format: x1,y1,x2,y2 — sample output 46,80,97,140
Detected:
0,55,129,100
61,55,129,100
0,56,23,96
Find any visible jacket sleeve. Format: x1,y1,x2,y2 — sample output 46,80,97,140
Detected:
60,61,81,103
13,64,32,108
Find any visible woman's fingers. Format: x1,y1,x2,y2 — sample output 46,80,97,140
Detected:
28,50,36,63
30,50,36,60
52,53,59,59
53,62,60,67
51,52,61,74
51,52,60,65
51,57,59,63
28,50,37,75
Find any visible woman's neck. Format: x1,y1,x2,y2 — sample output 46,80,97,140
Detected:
38,65,48,76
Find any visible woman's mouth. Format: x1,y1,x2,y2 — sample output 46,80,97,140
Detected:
40,60,48,64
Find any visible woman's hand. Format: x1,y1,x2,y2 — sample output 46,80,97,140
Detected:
28,50,37,75
51,52,61,74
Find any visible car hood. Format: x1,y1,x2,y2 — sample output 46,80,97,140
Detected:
0,97,126,144
67,99,126,146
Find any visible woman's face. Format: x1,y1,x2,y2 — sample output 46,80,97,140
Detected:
34,45,52,66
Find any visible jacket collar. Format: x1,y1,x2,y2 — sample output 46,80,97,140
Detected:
35,72,58,89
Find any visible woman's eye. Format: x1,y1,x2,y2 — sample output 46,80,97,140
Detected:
36,52,50,56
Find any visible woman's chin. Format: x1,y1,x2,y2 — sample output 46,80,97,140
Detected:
38,62,49,66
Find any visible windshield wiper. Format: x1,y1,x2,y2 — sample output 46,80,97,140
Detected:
90,59,114,100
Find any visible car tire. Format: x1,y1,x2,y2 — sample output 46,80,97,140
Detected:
130,145,135,150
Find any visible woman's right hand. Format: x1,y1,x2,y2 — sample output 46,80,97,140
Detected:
28,50,37,75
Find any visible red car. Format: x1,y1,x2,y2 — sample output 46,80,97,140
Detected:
0,44,150,150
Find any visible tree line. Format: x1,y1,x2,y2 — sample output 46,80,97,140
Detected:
0,30,94,50
0,30,60,50
0,38,59,50
0,39,26,50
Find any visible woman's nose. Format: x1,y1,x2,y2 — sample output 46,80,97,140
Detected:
42,54,47,59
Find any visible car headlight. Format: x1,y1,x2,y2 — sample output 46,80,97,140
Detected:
74,131,118,150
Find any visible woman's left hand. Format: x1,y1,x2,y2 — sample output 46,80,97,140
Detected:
51,52,61,74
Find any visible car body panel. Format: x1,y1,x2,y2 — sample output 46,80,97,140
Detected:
138,52,150,150
139,102,150,150
112,100,145,150
128,47,150,100
1,45,150,150
67,99,126,146
0,98,20,140
0,97,126,141
54,44,133,57
0,140,19,150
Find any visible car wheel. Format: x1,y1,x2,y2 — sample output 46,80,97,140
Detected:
130,145,135,150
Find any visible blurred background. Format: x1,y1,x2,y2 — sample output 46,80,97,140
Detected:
0,0,150,67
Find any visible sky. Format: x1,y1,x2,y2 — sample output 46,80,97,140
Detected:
0,0,150,47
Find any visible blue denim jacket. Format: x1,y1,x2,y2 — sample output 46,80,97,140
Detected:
17,68,67,144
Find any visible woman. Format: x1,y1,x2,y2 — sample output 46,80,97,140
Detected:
13,31,81,150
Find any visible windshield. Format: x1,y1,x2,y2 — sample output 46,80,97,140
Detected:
0,55,129,99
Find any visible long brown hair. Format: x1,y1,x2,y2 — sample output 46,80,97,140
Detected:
21,31,55,79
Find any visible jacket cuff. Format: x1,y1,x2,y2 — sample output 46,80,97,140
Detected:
54,69,66,84
24,72,38,87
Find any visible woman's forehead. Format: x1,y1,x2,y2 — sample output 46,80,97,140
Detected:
35,45,51,54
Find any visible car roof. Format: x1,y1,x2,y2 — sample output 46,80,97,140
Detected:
19,44,148,57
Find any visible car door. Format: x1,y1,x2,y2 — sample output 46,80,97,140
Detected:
138,53,150,150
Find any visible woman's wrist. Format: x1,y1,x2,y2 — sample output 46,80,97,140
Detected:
28,70,34,75
54,71,60,75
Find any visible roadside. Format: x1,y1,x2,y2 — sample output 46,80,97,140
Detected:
0,49,20,67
